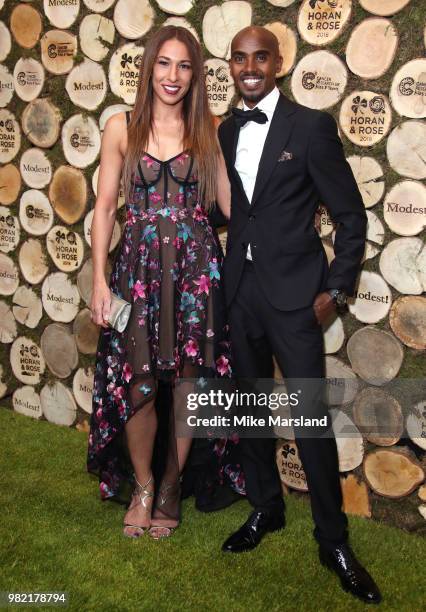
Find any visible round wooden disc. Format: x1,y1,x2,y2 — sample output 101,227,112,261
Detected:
21,98,61,148
44,0,80,29
65,59,107,111
0,21,12,62
98,104,132,132
0,299,17,343
0,253,19,295
156,0,193,14
406,400,426,451
10,3,42,49
330,408,364,472
346,156,385,208
0,109,21,163
20,148,52,189
19,238,49,285
92,165,125,209
276,440,308,491
363,241,380,262
61,114,101,168
0,65,14,107
84,208,121,252
41,322,78,378
383,180,425,236
341,474,371,518
40,381,77,426
265,22,297,78
83,0,116,12
366,210,384,245
379,237,425,294
267,0,296,6
42,272,80,322
77,257,112,306
204,58,235,117
386,121,426,179
353,387,403,446
359,0,411,16
19,189,54,236
10,335,45,384
161,17,199,41
72,366,94,413
49,165,87,224
325,356,359,406
323,315,344,354
40,29,77,75
0,206,20,253
339,90,392,146
12,285,42,328
419,484,426,502
0,164,21,205
202,1,253,60
79,14,115,63
113,0,154,39
347,326,404,385
297,0,352,47
13,57,45,102
363,448,424,498
390,58,426,119
108,43,144,104
73,307,100,354
346,18,398,79
291,50,347,110
389,296,426,350
317,204,334,237
46,225,84,272
13,385,42,419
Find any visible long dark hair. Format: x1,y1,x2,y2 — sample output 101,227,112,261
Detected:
122,26,219,210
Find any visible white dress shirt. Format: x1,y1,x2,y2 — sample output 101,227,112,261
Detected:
234,86,280,260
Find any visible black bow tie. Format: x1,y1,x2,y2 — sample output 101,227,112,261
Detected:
231,107,268,127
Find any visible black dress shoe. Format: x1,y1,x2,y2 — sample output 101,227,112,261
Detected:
319,543,382,604
222,510,285,553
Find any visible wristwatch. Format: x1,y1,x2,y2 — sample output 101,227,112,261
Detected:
327,289,347,310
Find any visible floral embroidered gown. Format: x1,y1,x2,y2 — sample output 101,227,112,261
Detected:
87,112,244,518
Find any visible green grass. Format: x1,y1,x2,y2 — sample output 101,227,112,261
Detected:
0,408,425,612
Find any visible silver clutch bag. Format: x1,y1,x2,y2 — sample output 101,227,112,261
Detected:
106,290,131,333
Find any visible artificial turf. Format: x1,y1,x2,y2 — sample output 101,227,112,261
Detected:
0,408,425,612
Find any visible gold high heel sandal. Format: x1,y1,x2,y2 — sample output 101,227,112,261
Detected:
123,474,154,538
148,482,179,540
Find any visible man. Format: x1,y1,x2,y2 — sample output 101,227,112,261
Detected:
217,26,381,604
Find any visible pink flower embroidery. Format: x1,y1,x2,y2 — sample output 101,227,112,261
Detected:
206,329,214,338
149,191,162,203
122,362,133,383
194,274,211,295
216,355,230,376
185,339,198,357
132,280,147,300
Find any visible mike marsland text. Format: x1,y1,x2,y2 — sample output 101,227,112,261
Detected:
186,414,328,428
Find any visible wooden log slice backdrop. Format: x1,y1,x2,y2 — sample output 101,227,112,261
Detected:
347,326,404,385
297,0,352,47
49,165,87,225
161,17,199,41
0,252,19,295
41,272,80,323
204,58,235,117
0,364,7,400
0,300,17,343
390,58,426,119
43,0,80,29
10,335,46,385
389,296,426,350
72,308,100,354
0,163,21,205
18,238,49,285
353,387,403,446
325,356,359,406
40,29,77,75
267,0,296,6
0,206,20,254
339,90,392,146
156,0,194,14
363,448,424,498
65,59,108,111
0,110,21,163
12,385,42,420
79,14,115,63
379,237,426,294
265,22,297,78
419,485,426,502
83,0,116,12
383,180,425,236
19,189,54,236
323,315,345,355
341,474,371,518
346,156,385,208
61,114,101,168
0,21,12,62
386,121,426,180
202,2,253,59
72,367,94,414
359,0,411,16
10,3,43,49
12,286,42,329
345,18,398,79
40,322,79,379
98,104,132,133
276,440,308,492
0,65,14,108
40,380,77,426
113,0,154,40
331,408,364,472
46,225,85,272
13,58,45,103
77,257,112,306
406,400,426,452
291,50,347,110
108,43,144,105
21,98,61,148
348,270,392,324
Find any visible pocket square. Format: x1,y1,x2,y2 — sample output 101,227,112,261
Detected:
278,150,293,162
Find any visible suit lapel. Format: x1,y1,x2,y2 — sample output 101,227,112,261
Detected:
250,94,297,208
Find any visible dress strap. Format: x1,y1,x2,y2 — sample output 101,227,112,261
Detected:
125,110,130,125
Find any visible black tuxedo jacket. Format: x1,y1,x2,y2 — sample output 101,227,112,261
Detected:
217,93,367,311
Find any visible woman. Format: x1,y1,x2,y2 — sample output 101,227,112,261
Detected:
87,26,243,539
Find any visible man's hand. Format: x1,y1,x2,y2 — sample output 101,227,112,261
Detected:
313,291,336,325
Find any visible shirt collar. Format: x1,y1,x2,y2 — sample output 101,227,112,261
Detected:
242,86,280,117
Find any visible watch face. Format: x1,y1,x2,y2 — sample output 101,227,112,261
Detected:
336,292,347,307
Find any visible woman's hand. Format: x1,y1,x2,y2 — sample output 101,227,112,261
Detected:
90,282,111,329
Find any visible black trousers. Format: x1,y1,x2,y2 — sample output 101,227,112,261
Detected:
228,261,349,549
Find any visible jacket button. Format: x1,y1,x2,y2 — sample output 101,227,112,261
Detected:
248,214,255,221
